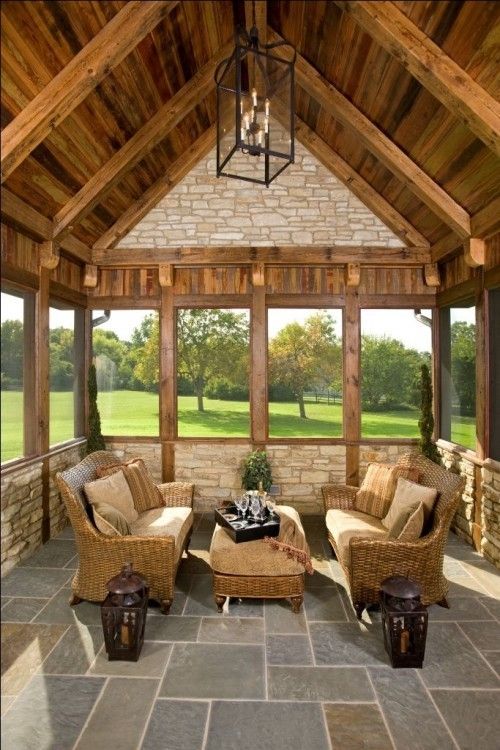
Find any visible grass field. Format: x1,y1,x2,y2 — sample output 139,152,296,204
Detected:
1,389,477,461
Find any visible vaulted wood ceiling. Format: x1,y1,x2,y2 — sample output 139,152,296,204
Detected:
1,0,499,263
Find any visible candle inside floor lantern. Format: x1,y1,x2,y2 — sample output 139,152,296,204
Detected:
101,563,149,662
380,576,428,669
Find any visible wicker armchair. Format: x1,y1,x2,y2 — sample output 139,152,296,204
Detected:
322,452,465,619
56,451,194,614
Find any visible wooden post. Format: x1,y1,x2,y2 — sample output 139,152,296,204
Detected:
73,308,87,438
23,293,37,456
36,266,51,542
344,287,360,485
160,286,176,481
251,272,267,445
431,307,441,443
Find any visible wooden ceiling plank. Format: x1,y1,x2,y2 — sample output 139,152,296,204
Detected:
1,188,91,263
92,124,217,252
471,196,500,239
288,110,430,248
267,29,471,238
93,245,431,268
1,1,178,183
335,1,500,157
52,43,232,242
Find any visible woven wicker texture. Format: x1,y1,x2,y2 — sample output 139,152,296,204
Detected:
322,452,466,611
56,451,194,611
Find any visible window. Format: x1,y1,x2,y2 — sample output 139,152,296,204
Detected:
93,310,159,436
440,303,476,451
268,309,343,438
49,302,85,446
1,291,25,462
176,308,250,437
489,289,500,461
361,309,432,438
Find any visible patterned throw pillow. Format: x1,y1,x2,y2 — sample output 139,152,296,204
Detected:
354,463,420,519
97,458,163,514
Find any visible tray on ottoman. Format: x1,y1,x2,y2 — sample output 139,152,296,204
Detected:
214,505,280,543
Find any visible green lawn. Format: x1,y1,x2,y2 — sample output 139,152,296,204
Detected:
1,389,477,461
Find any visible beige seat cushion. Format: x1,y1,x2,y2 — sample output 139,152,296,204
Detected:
354,463,419,519
84,471,138,525
130,506,193,565
326,508,387,566
383,477,438,530
210,506,307,576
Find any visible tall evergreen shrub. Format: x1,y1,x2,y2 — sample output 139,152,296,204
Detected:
418,363,441,464
86,363,106,454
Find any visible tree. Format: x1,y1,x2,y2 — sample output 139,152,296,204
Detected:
361,335,424,410
1,319,23,387
451,320,476,416
49,327,74,390
269,312,341,419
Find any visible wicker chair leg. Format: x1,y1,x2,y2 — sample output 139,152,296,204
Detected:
437,596,450,609
290,595,303,614
160,599,173,615
354,601,365,620
69,593,83,606
215,595,226,613
185,534,192,553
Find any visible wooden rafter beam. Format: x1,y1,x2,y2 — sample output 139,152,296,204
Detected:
92,123,217,252
277,105,430,249
53,43,231,242
1,188,91,263
93,245,431,268
335,1,500,157
430,232,461,263
267,29,471,238
1,1,177,183
471,196,500,239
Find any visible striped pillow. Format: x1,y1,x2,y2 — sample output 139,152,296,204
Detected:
97,458,163,514
354,463,420,519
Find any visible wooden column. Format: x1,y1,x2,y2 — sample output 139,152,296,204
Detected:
344,287,360,485
159,281,176,481
36,266,51,542
251,264,267,446
438,307,452,441
83,309,92,439
431,307,441,442
73,308,87,438
23,293,37,456
472,270,487,551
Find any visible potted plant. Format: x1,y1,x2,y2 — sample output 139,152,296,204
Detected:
418,363,441,465
241,449,273,492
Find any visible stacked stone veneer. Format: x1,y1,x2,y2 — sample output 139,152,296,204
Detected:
481,460,500,569
1,444,83,576
359,444,417,481
120,139,403,248
105,441,163,483
438,445,476,545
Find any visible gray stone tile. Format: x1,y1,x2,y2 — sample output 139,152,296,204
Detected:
198,616,264,643
265,600,308,634
1,621,68,695
0,597,49,622
34,588,103,626
310,622,388,666
304,587,348,621
227,597,264,617
268,665,374,702
145,614,200,642
56,524,75,540
64,554,79,569
141,699,209,750
205,700,330,750
305,569,337,589
0,675,104,749
90,641,172,678
160,643,265,699
20,539,77,568
266,634,313,665
447,576,490,597
75,677,158,750
461,561,500,598
324,703,393,750
148,591,187,614
195,515,216,533
369,668,455,750
483,651,500,676
427,597,494,621
421,622,500,688
40,624,103,674
479,596,500,620
1,695,15,716
184,574,219,616
459,620,500,651
1,567,72,598
431,689,500,750
1,597,11,609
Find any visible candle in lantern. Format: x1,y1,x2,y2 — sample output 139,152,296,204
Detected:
121,613,130,646
265,98,270,117
244,112,250,131
264,117,269,133
240,99,243,115
257,131,262,146
400,628,410,654
241,127,245,141
252,88,257,106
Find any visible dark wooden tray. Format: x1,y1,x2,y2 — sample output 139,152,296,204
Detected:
214,505,280,543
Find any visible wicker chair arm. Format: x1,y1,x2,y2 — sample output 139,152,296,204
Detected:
322,484,358,512
158,482,194,508
349,534,435,578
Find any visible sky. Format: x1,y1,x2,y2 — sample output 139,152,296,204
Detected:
1,294,475,352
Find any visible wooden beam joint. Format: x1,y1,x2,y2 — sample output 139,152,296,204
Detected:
464,238,485,268
159,264,175,287
252,262,266,287
345,263,361,287
83,264,98,288
424,263,440,287
39,241,60,270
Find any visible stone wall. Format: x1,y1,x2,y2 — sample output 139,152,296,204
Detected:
359,444,417,482
104,441,163,483
120,139,403,248
1,443,83,576
438,444,476,544
482,459,500,568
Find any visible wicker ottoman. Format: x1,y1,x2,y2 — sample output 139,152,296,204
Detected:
209,505,307,613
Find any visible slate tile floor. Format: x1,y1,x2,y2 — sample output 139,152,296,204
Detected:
1,515,499,750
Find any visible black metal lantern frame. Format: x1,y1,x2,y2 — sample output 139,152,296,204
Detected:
215,24,296,187
101,563,149,662
380,576,429,669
